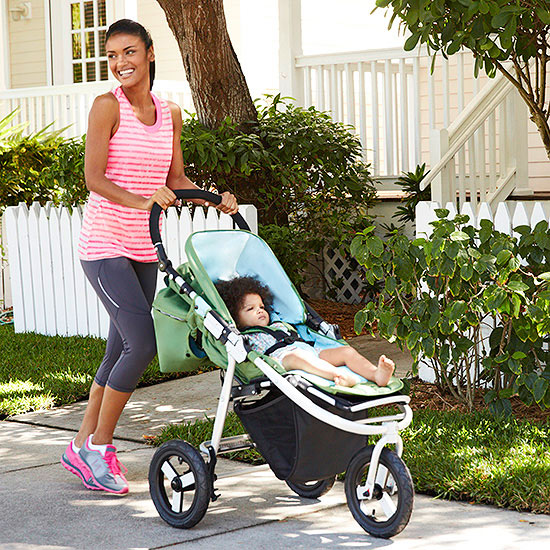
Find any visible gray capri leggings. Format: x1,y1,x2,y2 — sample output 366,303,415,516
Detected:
81,257,158,393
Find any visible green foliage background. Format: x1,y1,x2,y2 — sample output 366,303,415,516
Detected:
352,210,550,415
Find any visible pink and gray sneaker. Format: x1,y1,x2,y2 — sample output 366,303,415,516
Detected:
61,441,100,490
78,435,129,494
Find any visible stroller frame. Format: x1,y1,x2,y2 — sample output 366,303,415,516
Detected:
147,190,414,539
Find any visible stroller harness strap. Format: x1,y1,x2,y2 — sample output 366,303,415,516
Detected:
242,322,313,357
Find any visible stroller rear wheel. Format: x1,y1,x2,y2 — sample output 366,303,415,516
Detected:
285,476,336,498
149,440,210,529
345,445,414,539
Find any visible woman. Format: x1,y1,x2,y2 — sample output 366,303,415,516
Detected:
60,19,238,494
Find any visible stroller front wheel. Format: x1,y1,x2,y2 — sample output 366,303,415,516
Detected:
345,445,414,539
285,476,336,499
149,439,210,529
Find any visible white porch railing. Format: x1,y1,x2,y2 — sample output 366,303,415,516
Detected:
420,73,529,212
2,202,257,337
0,80,194,138
296,46,489,179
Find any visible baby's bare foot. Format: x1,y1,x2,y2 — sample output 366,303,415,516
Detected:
374,355,395,386
334,371,359,387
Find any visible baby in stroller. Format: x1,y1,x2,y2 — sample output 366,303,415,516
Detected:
215,276,395,388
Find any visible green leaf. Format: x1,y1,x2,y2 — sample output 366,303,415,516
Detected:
367,236,385,258
507,358,522,375
354,309,368,334
385,276,397,295
406,332,420,350
449,300,467,321
536,7,550,25
435,208,450,219
507,280,529,292
450,230,470,242
488,398,512,418
496,249,513,265
423,336,435,358
460,263,474,281
511,351,527,360
533,378,549,403
404,32,421,51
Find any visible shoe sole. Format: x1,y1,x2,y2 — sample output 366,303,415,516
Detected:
61,455,101,491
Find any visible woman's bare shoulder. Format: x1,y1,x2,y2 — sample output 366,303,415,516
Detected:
90,92,118,115
88,92,119,129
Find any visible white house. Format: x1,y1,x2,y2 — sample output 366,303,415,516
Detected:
2,0,550,327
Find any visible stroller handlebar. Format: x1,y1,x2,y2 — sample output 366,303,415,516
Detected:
149,189,251,271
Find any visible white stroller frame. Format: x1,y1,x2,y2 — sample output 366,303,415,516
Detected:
148,190,415,539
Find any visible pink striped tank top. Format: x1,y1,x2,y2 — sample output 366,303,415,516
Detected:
78,86,173,262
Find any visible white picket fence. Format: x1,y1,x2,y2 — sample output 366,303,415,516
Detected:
3,202,257,337
0,220,11,310
415,199,550,383
416,200,550,240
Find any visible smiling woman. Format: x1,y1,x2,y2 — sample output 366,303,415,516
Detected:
58,18,239,496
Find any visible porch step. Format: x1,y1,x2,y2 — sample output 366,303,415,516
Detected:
508,190,550,201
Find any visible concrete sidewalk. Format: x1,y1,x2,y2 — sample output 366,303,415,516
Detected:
2,337,549,549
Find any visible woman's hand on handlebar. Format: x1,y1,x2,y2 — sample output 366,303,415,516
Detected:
145,186,177,211
212,191,238,215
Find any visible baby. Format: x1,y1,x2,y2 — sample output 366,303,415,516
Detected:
215,276,395,387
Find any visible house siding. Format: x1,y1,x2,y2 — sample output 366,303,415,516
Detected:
8,0,48,88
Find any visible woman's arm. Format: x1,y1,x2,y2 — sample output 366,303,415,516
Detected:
84,94,175,211
166,102,238,214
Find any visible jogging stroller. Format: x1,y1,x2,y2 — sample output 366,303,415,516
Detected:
148,190,414,539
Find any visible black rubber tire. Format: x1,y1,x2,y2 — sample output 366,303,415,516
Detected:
345,445,414,539
148,440,210,529
285,476,336,498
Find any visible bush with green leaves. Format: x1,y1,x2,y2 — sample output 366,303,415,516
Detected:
351,209,550,415
0,110,86,209
393,163,431,224
180,95,377,291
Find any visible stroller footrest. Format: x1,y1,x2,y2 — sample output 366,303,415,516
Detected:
205,434,254,454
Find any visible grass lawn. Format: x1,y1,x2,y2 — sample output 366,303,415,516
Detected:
0,324,202,418
2,321,549,515
153,409,550,515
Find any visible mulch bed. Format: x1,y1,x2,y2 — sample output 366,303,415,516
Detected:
309,299,364,340
313,299,550,424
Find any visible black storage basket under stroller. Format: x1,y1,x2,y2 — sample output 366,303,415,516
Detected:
234,382,369,483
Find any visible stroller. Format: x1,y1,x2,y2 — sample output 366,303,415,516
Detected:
148,190,414,539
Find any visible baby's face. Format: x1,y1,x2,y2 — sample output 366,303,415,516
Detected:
237,293,270,328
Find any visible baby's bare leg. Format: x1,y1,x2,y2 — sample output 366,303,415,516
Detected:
319,347,395,386
281,349,359,387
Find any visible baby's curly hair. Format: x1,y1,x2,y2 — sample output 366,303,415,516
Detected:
215,276,274,327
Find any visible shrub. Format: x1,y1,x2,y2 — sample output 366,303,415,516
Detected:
351,209,550,415
0,110,86,209
180,95,377,291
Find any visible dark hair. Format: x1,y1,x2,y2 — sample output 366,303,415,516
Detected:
215,276,274,327
105,19,155,90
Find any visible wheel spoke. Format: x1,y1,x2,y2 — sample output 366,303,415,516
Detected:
171,489,183,513
179,471,195,491
379,492,397,518
375,465,389,487
161,459,179,482
356,484,370,500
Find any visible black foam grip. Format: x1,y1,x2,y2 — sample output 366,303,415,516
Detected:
149,189,250,254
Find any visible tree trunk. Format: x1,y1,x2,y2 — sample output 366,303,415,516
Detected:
156,0,258,130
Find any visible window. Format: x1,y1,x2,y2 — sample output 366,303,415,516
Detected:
70,0,108,83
